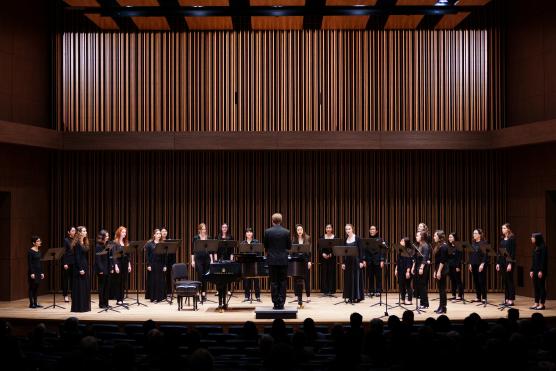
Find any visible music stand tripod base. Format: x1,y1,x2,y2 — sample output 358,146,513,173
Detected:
98,305,120,313
41,247,66,310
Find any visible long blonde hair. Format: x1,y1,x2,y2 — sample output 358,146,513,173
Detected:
72,226,90,251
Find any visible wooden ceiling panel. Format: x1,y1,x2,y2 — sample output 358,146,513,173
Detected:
457,0,491,5
116,0,159,5
252,16,303,29
64,0,100,6
396,0,436,5
435,12,470,29
185,16,234,29
179,0,230,5
325,0,376,5
250,0,305,5
322,15,369,29
85,14,119,29
384,14,424,29
131,16,171,30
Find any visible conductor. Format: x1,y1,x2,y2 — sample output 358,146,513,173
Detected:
263,213,291,310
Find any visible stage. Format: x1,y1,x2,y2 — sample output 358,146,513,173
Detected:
1,293,553,327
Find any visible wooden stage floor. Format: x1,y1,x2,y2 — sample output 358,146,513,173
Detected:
1,293,553,326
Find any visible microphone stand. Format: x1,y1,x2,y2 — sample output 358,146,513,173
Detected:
378,241,395,318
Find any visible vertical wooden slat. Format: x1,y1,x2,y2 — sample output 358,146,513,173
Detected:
58,30,499,132
51,151,506,293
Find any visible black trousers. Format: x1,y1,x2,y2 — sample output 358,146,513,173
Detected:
194,257,211,294
320,257,336,294
269,265,287,308
110,272,124,302
243,278,260,298
97,272,110,307
471,264,487,300
414,267,429,306
62,264,73,297
294,268,311,303
398,274,413,301
449,266,464,298
533,273,547,304
367,264,383,294
437,273,447,308
28,278,39,305
503,268,515,300
217,283,227,307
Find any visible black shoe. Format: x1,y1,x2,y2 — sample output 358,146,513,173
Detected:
256,297,261,302
529,305,538,310
29,303,36,308
273,305,284,310
419,305,429,309
35,303,43,308
537,306,545,310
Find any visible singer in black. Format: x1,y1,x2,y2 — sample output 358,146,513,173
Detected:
217,223,234,298
242,228,261,302
530,233,548,310
497,223,516,306
161,227,174,296
27,236,44,308
469,229,488,303
191,223,212,302
319,224,337,295
71,226,91,313
62,226,76,303
412,231,430,309
447,232,463,302
263,213,291,310
95,229,110,309
145,229,167,303
433,230,449,314
341,224,364,303
364,225,385,297
110,226,131,306
395,237,414,305
292,224,312,306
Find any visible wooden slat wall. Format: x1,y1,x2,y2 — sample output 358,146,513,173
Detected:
50,151,506,293
58,30,500,132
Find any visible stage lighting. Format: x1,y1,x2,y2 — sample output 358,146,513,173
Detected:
436,0,459,5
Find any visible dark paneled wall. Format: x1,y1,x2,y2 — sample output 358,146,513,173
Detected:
508,144,556,299
0,1,51,127
51,150,506,292
58,30,501,132
505,0,556,126
0,145,50,300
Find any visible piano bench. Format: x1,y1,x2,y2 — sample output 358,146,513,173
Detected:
175,281,201,311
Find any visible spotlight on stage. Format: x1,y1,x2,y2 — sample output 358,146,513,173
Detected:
435,0,459,5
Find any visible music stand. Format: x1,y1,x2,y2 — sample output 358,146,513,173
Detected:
238,242,265,255
96,247,119,313
389,244,412,312
155,241,179,304
111,248,129,310
362,238,389,309
42,247,66,310
497,246,515,311
193,240,219,304
318,238,342,298
288,244,311,305
478,243,498,308
123,240,147,308
238,243,265,303
332,245,360,305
